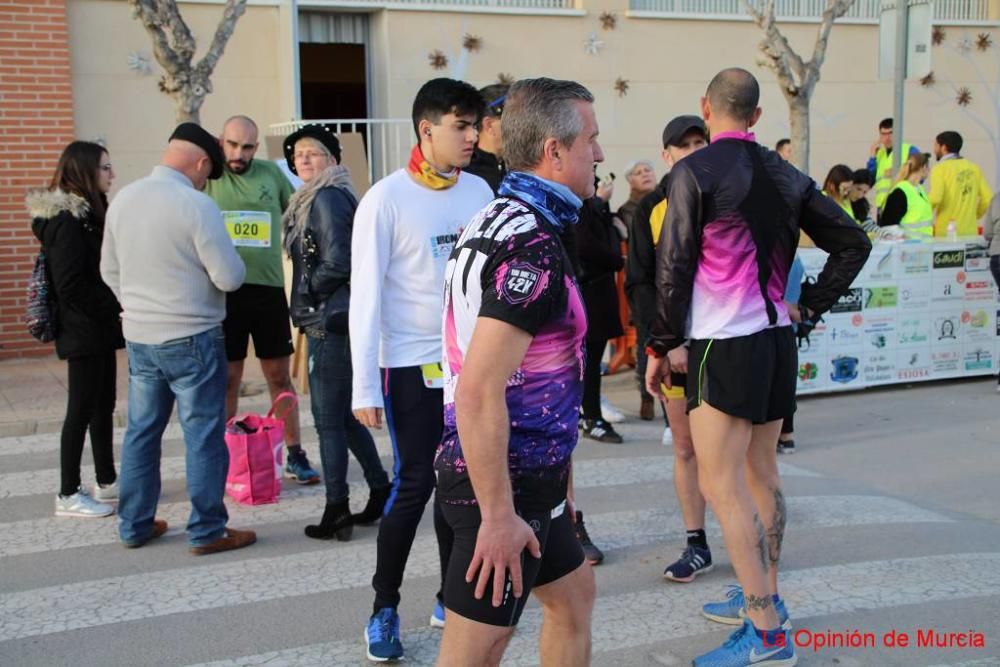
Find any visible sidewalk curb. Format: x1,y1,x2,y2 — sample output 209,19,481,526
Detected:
0,396,281,439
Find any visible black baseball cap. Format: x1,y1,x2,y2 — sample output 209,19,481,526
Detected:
662,115,707,148
169,122,225,179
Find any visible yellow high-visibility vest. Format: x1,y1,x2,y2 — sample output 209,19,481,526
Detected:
893,180,933,237
874,143,912,210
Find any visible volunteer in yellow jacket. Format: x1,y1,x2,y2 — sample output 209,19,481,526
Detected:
879,152,933,237
868,117,920,213
929,131,993,237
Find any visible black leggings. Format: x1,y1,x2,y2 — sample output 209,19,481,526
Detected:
61,351,117,496
581,338,607,421
373,365,453,611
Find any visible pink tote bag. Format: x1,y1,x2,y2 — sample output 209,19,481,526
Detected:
224,392,297,506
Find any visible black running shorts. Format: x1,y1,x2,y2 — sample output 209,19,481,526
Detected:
686,326,797,424
440,499,585,627
223,285,295,362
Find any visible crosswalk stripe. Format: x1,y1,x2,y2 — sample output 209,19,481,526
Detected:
186,552,1000,667
0,452,819,500
0,491,948,559
0,495,951,641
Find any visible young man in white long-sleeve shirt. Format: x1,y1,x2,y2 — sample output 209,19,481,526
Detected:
101,123,256,557
350,78,493,663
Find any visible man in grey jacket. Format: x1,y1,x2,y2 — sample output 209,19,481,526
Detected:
101,123,256,555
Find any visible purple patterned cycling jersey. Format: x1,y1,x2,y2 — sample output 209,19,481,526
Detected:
434,198,587,511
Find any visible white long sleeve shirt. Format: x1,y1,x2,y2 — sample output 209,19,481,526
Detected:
101,166,246,344
350,169,493,410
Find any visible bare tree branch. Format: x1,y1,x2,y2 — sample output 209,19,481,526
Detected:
129,0,247,123
743,0,855,172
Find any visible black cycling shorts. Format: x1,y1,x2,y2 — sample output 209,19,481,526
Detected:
686,326,797,424
440,499,585,627
223,285,294,362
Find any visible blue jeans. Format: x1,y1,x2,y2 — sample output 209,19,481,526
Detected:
308,333,389,504
118,327,229,547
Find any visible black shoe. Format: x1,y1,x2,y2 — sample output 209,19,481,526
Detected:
663,545,714,582
777,439,796,455
352,484,391,525
581,419,623,444
575,510,604,565
305,500,353,541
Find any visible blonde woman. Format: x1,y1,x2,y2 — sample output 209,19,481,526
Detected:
879,152,933,235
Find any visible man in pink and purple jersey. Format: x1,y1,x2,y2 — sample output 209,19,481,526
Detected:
433,77,599,666
645,68,871,667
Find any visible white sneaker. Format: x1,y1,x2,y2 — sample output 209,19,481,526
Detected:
661,427,674,446
93,481,118,502
600,397,626,424
55,490,114,518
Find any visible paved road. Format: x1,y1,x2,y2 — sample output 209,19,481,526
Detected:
1,373,999,666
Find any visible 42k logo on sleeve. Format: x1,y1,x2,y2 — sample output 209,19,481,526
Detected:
501,262,546,305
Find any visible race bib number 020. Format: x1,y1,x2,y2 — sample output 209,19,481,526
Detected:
224,211,271,248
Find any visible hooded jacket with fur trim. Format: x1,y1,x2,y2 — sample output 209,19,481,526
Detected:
29,189,123,359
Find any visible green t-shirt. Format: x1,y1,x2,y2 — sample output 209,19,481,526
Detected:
206,159,295,288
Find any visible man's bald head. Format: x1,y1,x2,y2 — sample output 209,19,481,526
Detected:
221,115,259,174
705,68,760,122
163,140,213,191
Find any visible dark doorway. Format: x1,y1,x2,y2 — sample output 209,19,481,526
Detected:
299,42,367,120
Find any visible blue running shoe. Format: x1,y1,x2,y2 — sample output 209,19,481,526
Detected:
429,599,446,628
702,586,792,630
693,619,797,667
285,449,320,485
365,608,403,662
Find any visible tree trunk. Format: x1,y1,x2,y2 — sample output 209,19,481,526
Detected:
788,97,810,174
174,90,204,125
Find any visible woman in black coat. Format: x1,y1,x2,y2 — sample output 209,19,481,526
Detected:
575,192,626,443
29,141,123,518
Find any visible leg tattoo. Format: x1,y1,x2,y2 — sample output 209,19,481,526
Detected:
767,487,787,567
753,513,768,571
744,593,773,612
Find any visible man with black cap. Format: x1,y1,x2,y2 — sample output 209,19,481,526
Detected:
205,115,320,487
626,114,715,585
102,123,256,556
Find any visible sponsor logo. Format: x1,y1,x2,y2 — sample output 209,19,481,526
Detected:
900,248,932,274
830,356,859,383
831,288,863,313
965,348,993,371
798,362,818,381
965,244,989,271
865,286,898,309
933,250,965,269
935,317,958,340
851,313,864,327
870,333,887,349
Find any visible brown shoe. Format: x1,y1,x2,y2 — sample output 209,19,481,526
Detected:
640,394,655,421
122,519,168,549
189,527,257,556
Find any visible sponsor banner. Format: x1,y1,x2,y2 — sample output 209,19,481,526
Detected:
862,244,898,282
896,315,931,347
932,311,962,344
964,276,994,301
963,345,994,373
961,308,994,344
931,347,963,378
830,287,864,314
865,286,898,309
795,348,827,394
864,316,896,351
932,247,965,270
965,243,990,273
899,246,932,275
829,352,863,387
896,348,932,381
863,350,896,385
897,280,932,310
931,269,965,303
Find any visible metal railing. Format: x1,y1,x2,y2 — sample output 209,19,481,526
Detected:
270,118,412,185
628,0,994,22
309,0,575,8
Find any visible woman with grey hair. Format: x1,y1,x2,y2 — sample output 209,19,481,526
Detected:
282,124,391,541
618,159,657,233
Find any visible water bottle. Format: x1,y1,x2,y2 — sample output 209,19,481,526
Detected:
946,220,958,241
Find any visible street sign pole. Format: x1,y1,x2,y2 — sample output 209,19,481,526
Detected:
892,0,909,176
